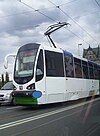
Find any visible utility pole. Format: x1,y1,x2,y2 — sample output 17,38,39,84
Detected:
78,43,82,56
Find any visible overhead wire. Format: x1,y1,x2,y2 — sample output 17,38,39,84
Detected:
0,8,99,33
0,4,55,19
0,0,97,20
54,0,79,7
73,9,100,19
17,0,57,22
0,11,35,19
0,0,80,19
67,28,90,45
0,0,91,46
16,0,92,46
48,0,99,45
0,7,99,42
3,24,39,33
95,0,100,8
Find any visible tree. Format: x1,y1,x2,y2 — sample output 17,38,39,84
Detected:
5,72,9,83
0,77,2,89
1,74,4,87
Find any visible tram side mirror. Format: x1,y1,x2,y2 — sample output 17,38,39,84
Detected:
4,61,8,69
4,54,16,69
4,55,8,69
36,69,43,81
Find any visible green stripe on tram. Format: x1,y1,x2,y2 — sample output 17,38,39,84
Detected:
15,97,38,105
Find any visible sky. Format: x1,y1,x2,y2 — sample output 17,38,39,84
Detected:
0,0,100,79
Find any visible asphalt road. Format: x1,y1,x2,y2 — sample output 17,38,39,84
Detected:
0,96,100,136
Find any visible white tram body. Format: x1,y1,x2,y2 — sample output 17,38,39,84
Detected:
12,43,100,105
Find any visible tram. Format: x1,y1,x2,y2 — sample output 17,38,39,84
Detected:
11,42,100,105
6,22,100,105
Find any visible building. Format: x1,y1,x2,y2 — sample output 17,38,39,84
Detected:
83,45,100,64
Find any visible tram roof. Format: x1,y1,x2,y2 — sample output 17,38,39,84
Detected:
63,50,88,62
41,44,63,53
88,60,100,66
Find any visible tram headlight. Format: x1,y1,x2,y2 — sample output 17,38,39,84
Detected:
32,91,42,98
27,83,35,90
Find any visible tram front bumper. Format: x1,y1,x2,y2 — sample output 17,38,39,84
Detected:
12,91,38,105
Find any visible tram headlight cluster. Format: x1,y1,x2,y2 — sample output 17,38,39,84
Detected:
27,83,35,90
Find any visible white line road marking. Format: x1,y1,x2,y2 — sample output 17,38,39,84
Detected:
0,97,100,130
7,106,22,110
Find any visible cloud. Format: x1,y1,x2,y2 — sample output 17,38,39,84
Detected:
0,0,100,78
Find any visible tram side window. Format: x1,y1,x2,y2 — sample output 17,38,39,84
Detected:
99,68,100,80
82,61,89,79
88,63,94,79
94,65,99,79
36,50,44,81
64,55,74,77
45,51,64,77
74,58,82,78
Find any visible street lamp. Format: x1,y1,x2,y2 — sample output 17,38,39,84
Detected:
78,44,82,56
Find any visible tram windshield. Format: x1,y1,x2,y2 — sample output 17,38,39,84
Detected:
15,49,37,78
14,43,39,84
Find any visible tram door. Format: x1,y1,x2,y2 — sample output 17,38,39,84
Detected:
64,52,74,100
45,50,66,103
35,49,46,104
